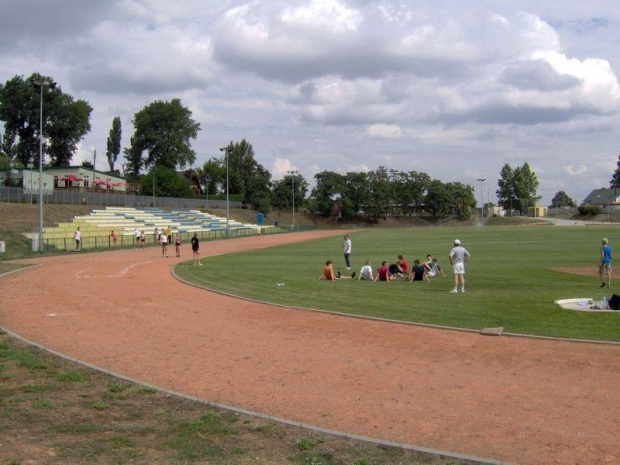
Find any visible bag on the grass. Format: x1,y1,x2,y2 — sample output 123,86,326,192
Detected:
609,294,620,310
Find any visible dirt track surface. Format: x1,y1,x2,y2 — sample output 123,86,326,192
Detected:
1,231,619,465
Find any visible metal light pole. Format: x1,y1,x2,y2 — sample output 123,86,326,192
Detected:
477,178,486,224
152,168,155,207
205,176,209,208
220,146,231,236
287,170,298,230
36,80,50,252
27,162,34,204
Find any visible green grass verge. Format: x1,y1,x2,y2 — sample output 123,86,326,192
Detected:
174,226,620,341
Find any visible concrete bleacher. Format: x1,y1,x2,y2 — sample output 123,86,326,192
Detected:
41,207,272,248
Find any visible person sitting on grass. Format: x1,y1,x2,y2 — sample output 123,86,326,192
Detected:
409,259,427,282
358,260,374,281
318,260,355,281
374,261,392,283
425,257,445,281
389,255,409,278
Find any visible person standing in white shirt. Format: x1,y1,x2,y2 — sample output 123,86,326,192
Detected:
343,234,352,270
448,239,470,293
73,227,81,252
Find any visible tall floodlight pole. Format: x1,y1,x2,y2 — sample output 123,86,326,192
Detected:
220,146,231,236
36,80,50,252
287,170,298,230
477,178,486,224
152,168,155,207
205,176,209,208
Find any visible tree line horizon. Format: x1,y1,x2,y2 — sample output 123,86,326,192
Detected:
3,72,605,220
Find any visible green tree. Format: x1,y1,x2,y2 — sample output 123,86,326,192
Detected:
0,73,92,167
131,98,200,170
513,162,541,214
241,154,272,211
497,162,541,215
311,171,345,217
496,163,517,213
367,166,392,220
425,180,451,216
550,191,576,208
123,136,143,182
445,182,476,220
610,153,620,188
106,116,122,172
342,172,370,218
140,165,193,198
390,170,431,215
272,174,309,211
197,158,225,195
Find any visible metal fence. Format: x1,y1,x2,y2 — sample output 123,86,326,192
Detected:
0,186,241,209
39,226,298,253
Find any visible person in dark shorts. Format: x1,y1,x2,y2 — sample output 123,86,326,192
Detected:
409,259,427,282
191,232,201,266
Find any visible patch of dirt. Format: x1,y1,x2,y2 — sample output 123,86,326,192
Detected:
1,230,620,465
551,266,600,278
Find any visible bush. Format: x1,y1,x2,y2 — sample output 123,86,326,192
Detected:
578,204,602,216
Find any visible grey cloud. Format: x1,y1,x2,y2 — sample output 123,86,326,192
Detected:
499,61,580,91
441,102,594,126
0,0,120,42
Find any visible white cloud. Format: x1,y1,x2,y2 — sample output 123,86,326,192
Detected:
280,0,362,34
365,124,402,138
272,158,295,178
2,0,620,206
563,165,588,176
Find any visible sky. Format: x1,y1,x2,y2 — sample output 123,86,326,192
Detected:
1,0,619,206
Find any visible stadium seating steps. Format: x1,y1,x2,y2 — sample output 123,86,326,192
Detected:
42,207,268,239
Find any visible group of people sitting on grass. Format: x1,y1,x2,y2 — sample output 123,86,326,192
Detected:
318,254,445,283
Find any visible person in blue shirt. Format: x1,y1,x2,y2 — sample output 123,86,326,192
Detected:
599,238,612,289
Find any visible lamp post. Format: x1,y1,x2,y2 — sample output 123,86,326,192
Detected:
220,146,231,236
287,170,298,230
27,162,34,204
35,79,50,252
477,178,486,224
205,176,209,208
152,168,155,207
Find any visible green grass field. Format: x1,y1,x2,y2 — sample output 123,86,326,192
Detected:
174,226,620,341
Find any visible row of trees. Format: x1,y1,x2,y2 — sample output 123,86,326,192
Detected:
2,72,545,220
310,168,477,220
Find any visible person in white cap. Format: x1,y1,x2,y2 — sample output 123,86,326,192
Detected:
599,238,612,289
448,239,470,293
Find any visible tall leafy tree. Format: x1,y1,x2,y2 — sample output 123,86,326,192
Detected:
425,180,451,216
241,154,272,210
367,166,392,220
197,158,225,195
123,136,143,181
312,171,345,217
0,73,92,167
140,165,193,198
496,163,517,213
610,153,620,188
272,174,309,211
106,116,122,172
513,162,541,214
342,172,370,218
550,191,576,208
131,98,200,170
445,182,476,220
